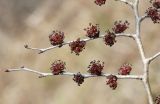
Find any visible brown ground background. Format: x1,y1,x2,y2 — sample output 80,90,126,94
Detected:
0,0,159,104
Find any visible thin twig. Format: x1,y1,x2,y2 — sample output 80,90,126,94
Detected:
148,52,160,63
140,15,148,22
25,33,135,54
115,0,133,7
5,66,52,78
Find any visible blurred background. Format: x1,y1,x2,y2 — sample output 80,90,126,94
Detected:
0,0,159,104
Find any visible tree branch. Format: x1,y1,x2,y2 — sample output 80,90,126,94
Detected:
5,66,143,80
25,33,135,54
133,0,154,103
143,77,154,104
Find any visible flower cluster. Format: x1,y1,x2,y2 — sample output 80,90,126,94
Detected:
112,20,130,34
104,30,116,46
94,0,106,6
73,72,85,86
49,31,65,46
150,0,160,9
106,75,118,90
118,64,132,75
48,60,132,87
47,20,129,54
50,60,66,75
69,38,86,55
146,7,160,23
146,0,160,23
84,23,100,39
87,60,104,76
155,95,160,104
104,20,129,47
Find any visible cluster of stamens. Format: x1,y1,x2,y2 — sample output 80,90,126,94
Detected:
69,38,86,55
87,60,104,76
106,75,118,90
49,60,133,89
118,64,132,75
84,23,100,39
104,30,117,46
150,0,160,9
104,20,129,47
49,31,64,47
50,60,66,75
94,0,106,6
73,72,85,86
146,0,160,23
112,20,130,34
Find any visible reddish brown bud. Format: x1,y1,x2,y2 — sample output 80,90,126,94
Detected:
94,0,106,6
50,60,66,75
106,75,118,90
73,72,84,86
104,30,116,47
155,95,160,104
84,23,100,39
150,0,160,9
118,64,132,75
88,60,104,76
49,31,64,46
69,38,86,55
112,20,130,34
146,7,160,23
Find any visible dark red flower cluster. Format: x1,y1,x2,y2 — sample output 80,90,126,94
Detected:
103,20,129,47
87,60,104,76
48,59,133,89
146,0,160,23
146,7,160,23
155,95,160,104
50,60,66,75
69,38,86,55
94,0,106,6
49,31,64,46
112,20,130,34
118,64,132,75
73,72,85,86
150,0,160,9
84,23,100,39
106,75,118,90
104,30,116,46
